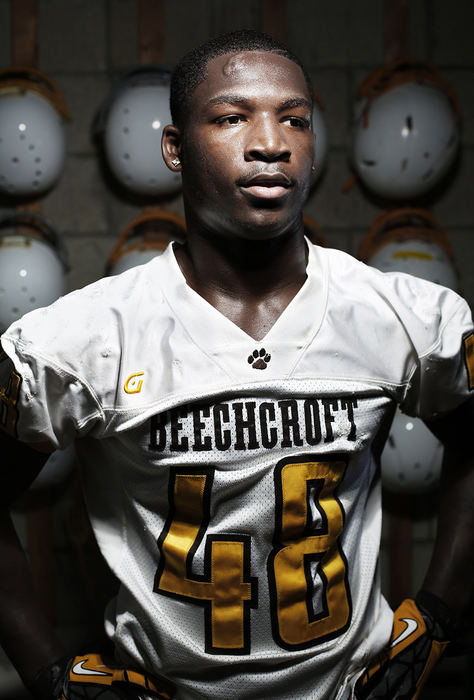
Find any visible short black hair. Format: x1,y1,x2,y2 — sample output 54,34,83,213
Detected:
170,29,313,128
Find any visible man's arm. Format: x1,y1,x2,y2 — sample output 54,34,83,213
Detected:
422,394,474,616
356,395,474,699
0,431,66,693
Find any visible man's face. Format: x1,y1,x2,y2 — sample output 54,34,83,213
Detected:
177,51,315,241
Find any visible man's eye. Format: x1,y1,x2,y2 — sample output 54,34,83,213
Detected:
285,116,310,128
215,115,243,126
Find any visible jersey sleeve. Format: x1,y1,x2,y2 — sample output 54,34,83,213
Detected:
390,274,474,420
0,326,103,450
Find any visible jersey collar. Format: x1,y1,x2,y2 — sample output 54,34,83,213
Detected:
155,239,328,379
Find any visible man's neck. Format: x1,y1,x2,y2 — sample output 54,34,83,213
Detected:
174,225,308,341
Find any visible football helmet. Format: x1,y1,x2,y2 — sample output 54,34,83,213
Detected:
359,207,459,291
0,67,70,197
311,89,328,185
0,211,69,332
107,210,186,275
380,408,443,493
96,65,181,197
351,59,460,200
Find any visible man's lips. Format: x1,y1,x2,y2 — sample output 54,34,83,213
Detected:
237,172,294,200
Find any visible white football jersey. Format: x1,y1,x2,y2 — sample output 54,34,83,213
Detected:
1,241,473,700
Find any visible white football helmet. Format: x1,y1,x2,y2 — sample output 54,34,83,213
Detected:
311,89,328,185
359,207,459,493
0,67,70,197
351,59,460,200
107,210,186,275
359,207,459,291
0,212,69,332
381,408,443,493
97,66,181,197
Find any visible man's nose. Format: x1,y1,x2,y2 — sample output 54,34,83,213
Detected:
244,116,291,162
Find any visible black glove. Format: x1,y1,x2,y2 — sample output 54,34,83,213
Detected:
354,592,456,700
31,652,175,700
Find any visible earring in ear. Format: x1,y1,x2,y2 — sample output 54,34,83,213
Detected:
171,158,181,167
311,164,316,172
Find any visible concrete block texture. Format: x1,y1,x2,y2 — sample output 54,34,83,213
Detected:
66,235,116,292
0,1,11,67
448,229,474,308
411,540,434,593
448,70,474,147
304,151,382,230
432,148,474,227
412,513,437,542
210,0,260,38
163,0,213,67
314,229,352,254
432,0,474,66
311,69,351,149
105,189,185,243
54,74,112,154
109,0,138,70
408,0,428,59
287,0,384,69
38,0,107,72
41,156,108,235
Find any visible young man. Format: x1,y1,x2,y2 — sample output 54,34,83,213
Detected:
0,30,472,700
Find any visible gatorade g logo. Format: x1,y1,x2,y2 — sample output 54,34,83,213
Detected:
124,372,144,394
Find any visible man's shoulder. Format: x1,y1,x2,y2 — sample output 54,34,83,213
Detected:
0,254,175,368
309,242,469,351
312,242,461,304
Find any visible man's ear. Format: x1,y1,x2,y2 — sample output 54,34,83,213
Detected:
162,124,182,172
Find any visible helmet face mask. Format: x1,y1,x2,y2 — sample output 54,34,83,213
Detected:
359,207,459,291
107,210,186,276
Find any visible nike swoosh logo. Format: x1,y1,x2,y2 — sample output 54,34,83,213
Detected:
72,659,112,676
390,617,418,648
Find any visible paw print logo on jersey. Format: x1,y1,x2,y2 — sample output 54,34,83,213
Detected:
248,348,271,370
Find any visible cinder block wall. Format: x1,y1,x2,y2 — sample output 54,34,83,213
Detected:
1,1,473,696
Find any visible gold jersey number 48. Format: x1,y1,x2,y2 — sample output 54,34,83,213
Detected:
154,457,351,654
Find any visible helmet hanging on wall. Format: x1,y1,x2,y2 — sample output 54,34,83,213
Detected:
106,209,186,275
311,89,328,185
351,59,460,200
96,66,181,197
359,207,460,492
380,409,443,493
0,67,70,197
359,207,459,291
0,211,69,332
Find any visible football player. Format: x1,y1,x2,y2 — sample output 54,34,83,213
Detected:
0,30,472,700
